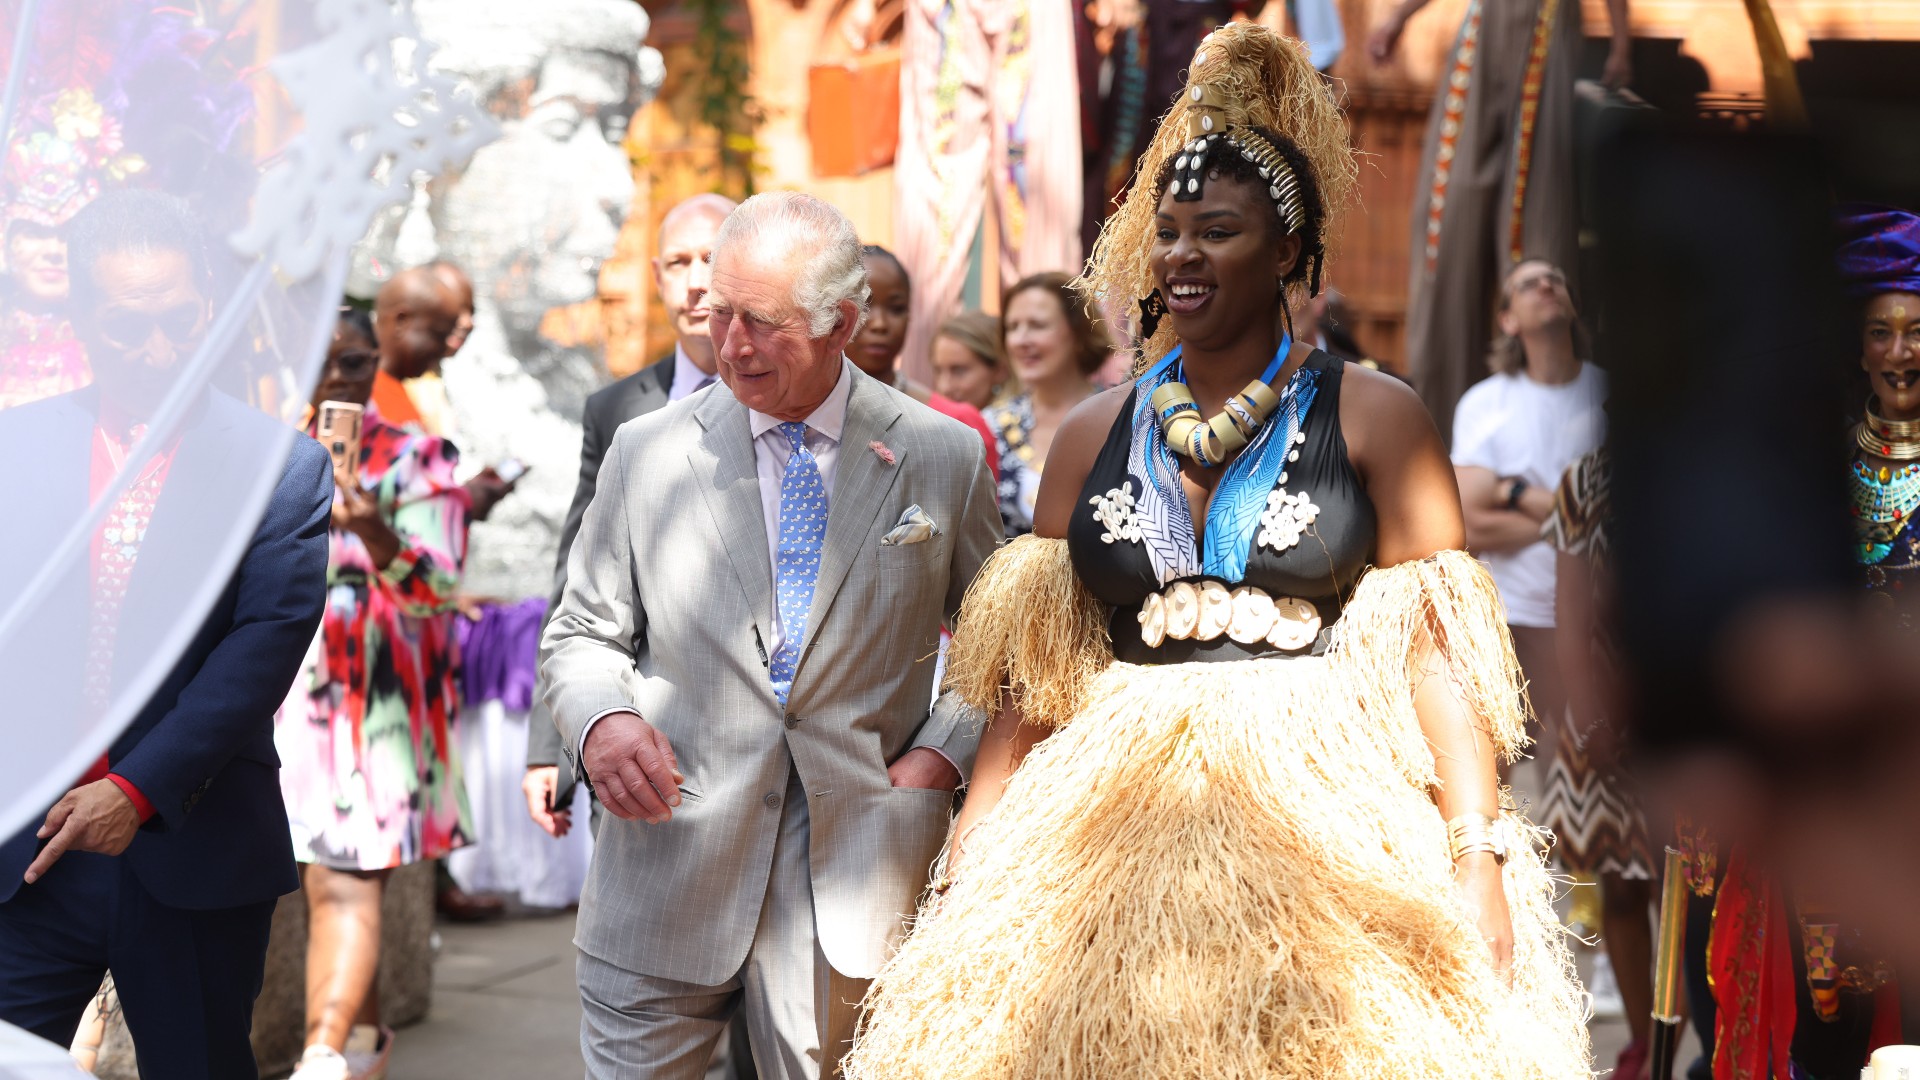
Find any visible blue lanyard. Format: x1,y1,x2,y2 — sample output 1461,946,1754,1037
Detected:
1134,337,1315,581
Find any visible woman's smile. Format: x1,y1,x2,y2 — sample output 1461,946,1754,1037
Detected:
1165,278,1217,315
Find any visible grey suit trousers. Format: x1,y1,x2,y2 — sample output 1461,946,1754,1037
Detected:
577,768,866,1080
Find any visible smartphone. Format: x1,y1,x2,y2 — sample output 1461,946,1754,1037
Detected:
494,458,528,484
315,401,364,475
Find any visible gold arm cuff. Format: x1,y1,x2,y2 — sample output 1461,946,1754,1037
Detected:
1446,812,1509,864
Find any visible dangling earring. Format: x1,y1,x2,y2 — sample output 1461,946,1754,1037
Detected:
1137,289,1168,341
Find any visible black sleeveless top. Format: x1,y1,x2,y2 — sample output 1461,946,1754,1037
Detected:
1065,350,1377,664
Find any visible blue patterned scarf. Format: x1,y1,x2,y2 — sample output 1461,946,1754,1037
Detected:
1125,341,1319,584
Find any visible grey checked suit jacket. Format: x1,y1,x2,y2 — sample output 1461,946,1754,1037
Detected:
540,365,1001,984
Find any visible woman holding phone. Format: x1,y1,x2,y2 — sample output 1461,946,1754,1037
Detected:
276,307,475,1080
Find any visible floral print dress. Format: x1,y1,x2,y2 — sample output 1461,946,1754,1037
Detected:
985,393,1041,538
277,408,475,871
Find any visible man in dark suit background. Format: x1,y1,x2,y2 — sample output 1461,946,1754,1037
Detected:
0,191,332,1077
522,192,736,835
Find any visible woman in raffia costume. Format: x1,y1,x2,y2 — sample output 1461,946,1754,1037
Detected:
844,24,1590,1080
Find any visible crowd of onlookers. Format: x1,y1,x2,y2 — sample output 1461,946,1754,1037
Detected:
0,180,1591,1080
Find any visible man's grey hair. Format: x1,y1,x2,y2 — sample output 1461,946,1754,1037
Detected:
714,191,869,339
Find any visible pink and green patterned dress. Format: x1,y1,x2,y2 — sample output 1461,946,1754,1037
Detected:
276,407,475,871
0,308,89,411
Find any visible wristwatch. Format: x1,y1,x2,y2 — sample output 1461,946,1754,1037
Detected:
1504,476,1528,511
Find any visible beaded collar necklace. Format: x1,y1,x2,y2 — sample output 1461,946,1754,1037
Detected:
1851,458,1920,564
1858,397,1920,461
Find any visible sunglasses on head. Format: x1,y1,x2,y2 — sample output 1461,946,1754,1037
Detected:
98,303,204,349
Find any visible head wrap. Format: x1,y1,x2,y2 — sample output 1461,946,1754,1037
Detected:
1081,23,1357,372
1835,204,1920,299
4,88,145,229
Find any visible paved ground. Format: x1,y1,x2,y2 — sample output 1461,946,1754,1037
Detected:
386,909,1697,1078
386,911,583,1080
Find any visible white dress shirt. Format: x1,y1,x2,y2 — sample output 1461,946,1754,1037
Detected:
668,343,717,402
746,359,955,774
748,358,853,665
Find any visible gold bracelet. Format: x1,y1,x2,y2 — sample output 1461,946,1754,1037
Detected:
1446,812,1509,864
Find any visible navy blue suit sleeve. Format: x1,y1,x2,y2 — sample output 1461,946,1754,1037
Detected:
111,437,333,830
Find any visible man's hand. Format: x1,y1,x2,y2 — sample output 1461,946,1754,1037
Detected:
887,747,962,792
463,468,517,523
25,780,142,884
1515,480,1556,524
523,766,573,837
583,711,683,824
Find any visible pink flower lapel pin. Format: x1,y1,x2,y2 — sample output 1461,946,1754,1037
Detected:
868,440,897,465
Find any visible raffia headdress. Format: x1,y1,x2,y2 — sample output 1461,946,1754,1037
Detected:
1080,23,1357,370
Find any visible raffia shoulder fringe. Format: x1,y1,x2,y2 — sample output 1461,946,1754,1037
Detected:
1328,548,1534,764
941,535,1110,729
943,541,1531,756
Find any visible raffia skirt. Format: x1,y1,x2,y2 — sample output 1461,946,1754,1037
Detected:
842,541,1593,1080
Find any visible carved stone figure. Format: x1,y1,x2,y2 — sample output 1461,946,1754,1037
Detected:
408,0,663,598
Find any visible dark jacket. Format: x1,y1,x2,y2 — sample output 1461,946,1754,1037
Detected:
0,388,331,909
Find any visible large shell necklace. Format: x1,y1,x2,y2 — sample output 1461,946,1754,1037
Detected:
1148,339,1291,468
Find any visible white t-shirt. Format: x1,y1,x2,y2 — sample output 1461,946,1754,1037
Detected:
1450,363,1607,628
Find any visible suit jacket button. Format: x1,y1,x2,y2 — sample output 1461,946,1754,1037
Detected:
763,792,780,808
783,713,801,729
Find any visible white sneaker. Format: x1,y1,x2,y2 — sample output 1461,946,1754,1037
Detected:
1588,950,1626,1018
289,1044,351,1080
343,1023,393,1080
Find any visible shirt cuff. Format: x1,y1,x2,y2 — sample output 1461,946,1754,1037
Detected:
919,747,963,778
107,773,156,823
575,707,642,776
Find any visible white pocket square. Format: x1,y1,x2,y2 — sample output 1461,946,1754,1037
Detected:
881,504,938,546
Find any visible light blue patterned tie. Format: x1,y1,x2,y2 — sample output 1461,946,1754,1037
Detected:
769,421,826,705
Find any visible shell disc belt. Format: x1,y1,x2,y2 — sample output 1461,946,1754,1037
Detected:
1137,579,1322,651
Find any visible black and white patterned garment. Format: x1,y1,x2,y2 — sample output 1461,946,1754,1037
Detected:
1537,447,1653,879
1066,349,1376,664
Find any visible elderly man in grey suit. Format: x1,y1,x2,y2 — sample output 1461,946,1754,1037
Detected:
541,191,1002,1079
